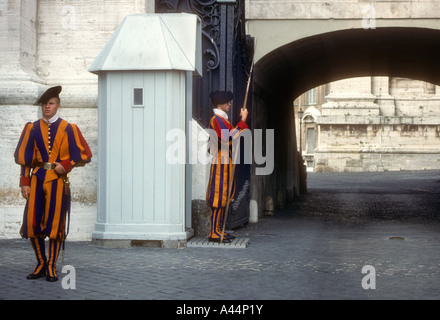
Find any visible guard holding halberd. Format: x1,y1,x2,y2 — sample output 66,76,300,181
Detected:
205,90,248,243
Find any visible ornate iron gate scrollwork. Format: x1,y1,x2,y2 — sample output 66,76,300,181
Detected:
156,0,253,229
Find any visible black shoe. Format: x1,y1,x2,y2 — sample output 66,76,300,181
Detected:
225,234,236,240
26,269,46,280
46,275,58,282
208,237,231,243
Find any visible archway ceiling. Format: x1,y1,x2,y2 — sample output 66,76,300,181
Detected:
255,27,440,102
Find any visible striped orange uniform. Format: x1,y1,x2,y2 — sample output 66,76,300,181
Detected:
14,117,92,278
205,114,248,239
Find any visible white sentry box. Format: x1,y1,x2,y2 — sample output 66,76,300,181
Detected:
89,13,202,247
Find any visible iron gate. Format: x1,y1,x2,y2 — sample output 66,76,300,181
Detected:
156,0,254,229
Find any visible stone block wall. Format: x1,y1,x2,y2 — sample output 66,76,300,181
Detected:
0,0,154,240
314,77,440,172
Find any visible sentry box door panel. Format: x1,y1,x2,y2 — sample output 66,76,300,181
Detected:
97,71,187,229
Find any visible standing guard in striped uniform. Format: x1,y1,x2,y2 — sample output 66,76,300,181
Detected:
205,91,248,243
14,86,92,282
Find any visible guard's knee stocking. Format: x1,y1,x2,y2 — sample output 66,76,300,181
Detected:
209,207,224,238
30,237,47,274
47,239,61,278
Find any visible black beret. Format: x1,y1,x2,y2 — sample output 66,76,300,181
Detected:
210,90,233,105
37,86,62,105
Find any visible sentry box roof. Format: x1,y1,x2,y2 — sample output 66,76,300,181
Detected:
89,13,202,77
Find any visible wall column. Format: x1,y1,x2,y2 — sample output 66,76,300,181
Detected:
0,0,46,105
372,76,395,116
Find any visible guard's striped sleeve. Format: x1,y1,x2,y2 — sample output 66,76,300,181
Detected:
60,123,93,173
14,122,35,186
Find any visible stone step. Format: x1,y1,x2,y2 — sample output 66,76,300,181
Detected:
187,237,250,249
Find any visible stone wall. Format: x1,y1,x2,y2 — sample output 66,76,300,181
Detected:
315,123,440,172
0,0,154,240
312,77,440,172
246,0,440,20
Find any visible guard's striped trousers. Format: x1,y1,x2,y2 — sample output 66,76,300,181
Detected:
206,151,235,240
21,176,68,240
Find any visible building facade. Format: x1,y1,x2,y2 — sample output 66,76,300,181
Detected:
294,77,440,172
0,0,155,240
3,0,440,240
0,0,251,241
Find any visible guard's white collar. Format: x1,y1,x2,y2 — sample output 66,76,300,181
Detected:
213,108,228,120
42,111,59,124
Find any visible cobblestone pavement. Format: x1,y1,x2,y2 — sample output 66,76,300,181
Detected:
1,170,440,301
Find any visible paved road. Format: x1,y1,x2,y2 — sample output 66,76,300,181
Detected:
1,170,440,303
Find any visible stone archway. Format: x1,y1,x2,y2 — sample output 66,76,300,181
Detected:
249,27,440,217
